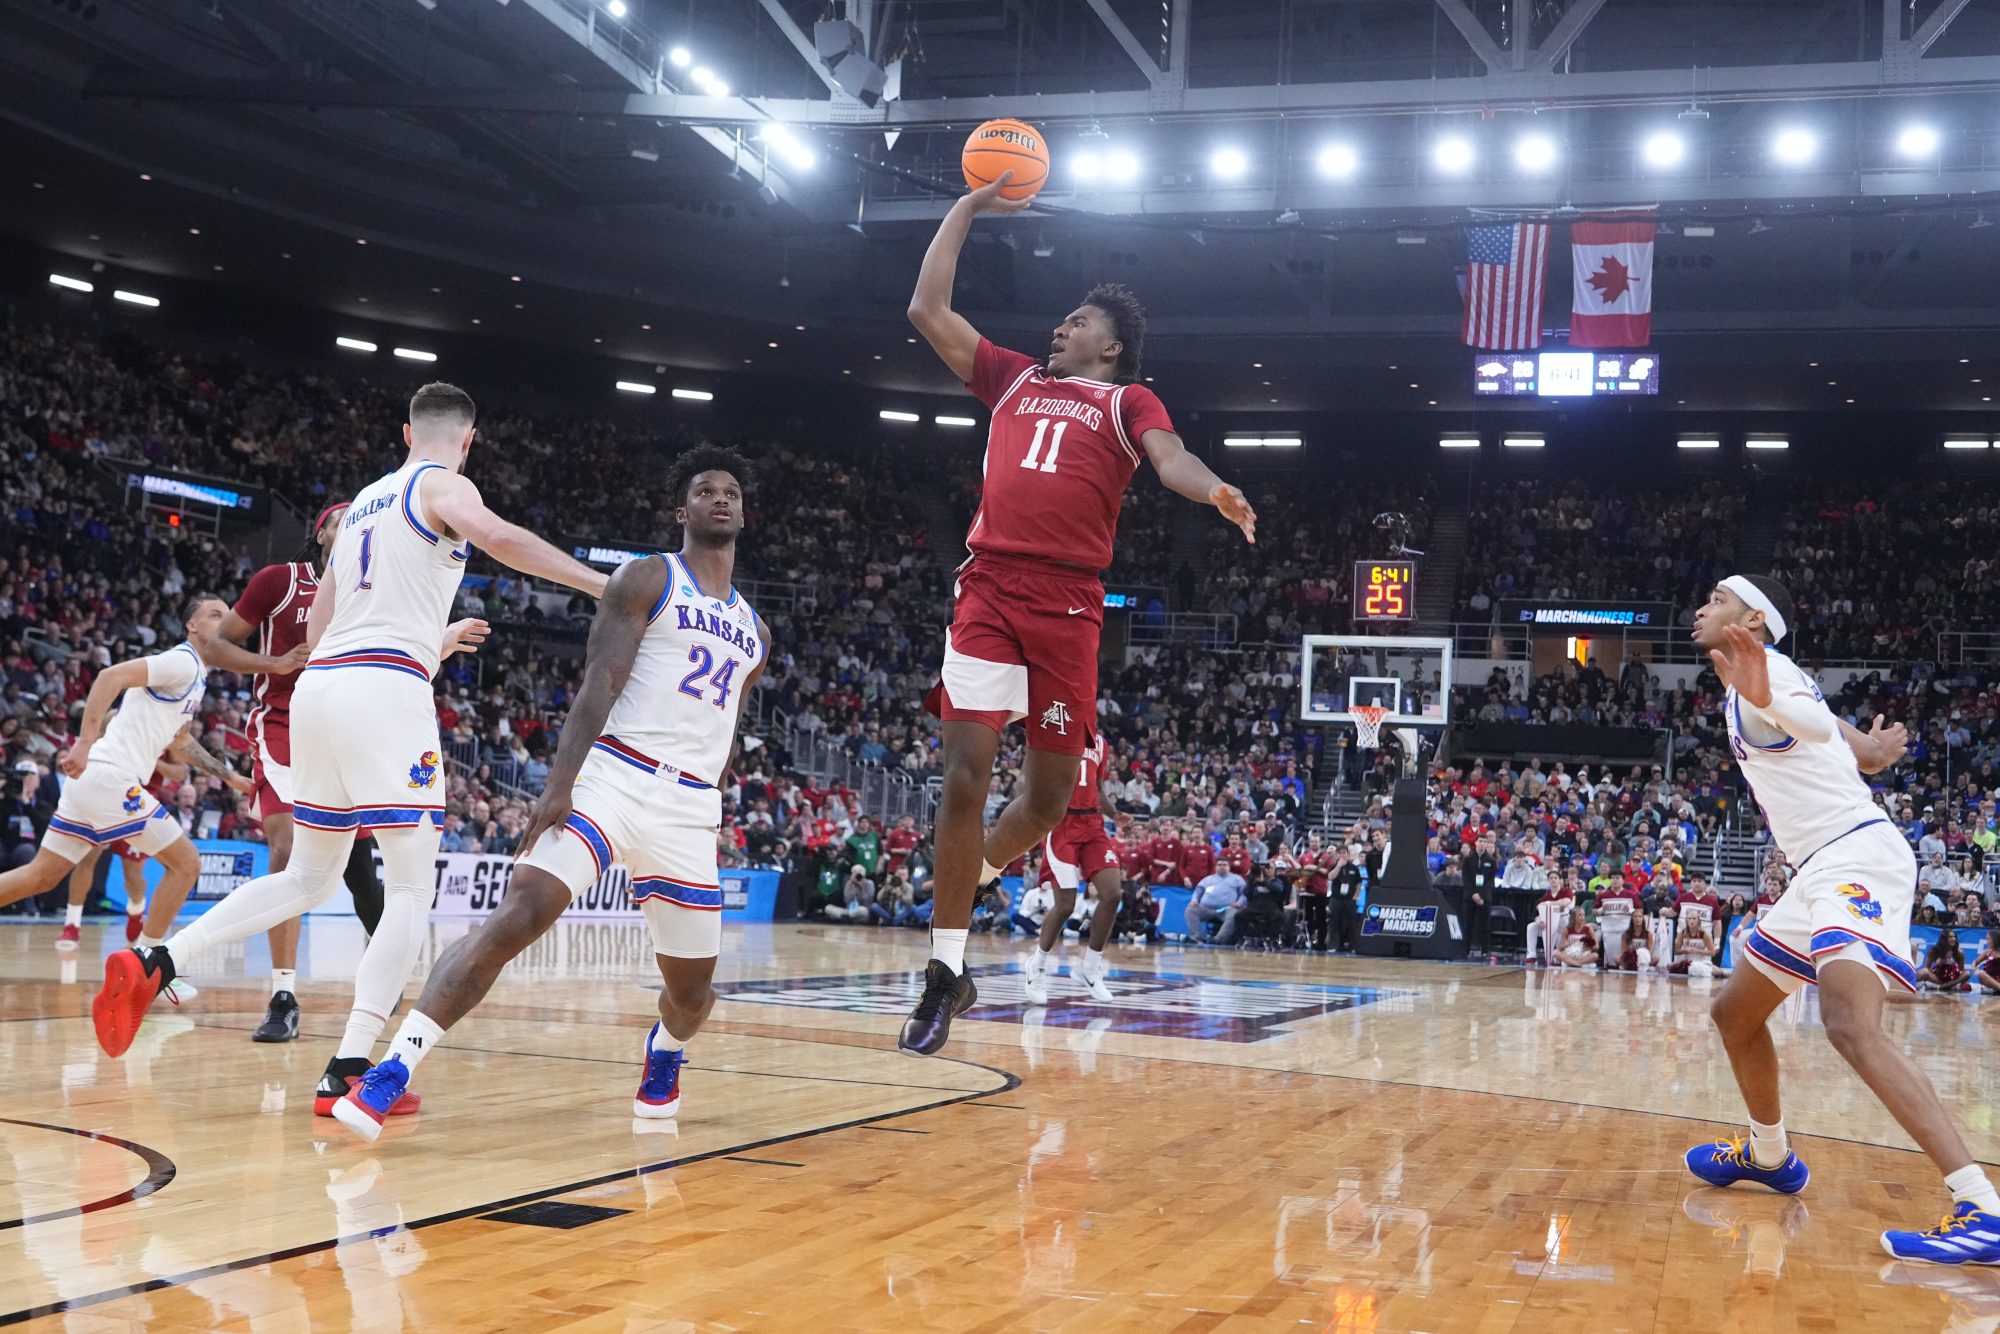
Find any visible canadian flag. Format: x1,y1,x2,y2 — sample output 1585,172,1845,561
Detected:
1569,219,1656,348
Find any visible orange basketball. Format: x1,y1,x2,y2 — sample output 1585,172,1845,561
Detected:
961,118,1049,201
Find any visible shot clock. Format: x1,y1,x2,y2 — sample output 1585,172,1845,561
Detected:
1353,560,1417,623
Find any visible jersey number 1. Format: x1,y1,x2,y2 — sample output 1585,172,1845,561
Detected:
1020,419,1067,473
355,527,375,591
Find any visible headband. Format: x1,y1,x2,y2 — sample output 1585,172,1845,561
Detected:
315,503,349,532
1720,575,1787,643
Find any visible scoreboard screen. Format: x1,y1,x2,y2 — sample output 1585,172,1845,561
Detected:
1473,350,1659,397
1353,561,1417,622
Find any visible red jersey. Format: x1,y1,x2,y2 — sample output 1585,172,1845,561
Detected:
962,338,1175,572
1179,841,1216,885
232,562,319,720
1117,838,1148,880
1222,846,1253,878
1069,735,1105,812
1676,888,1720,932
883,827,920,874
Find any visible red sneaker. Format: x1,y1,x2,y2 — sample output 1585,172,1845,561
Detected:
55,924,81,951
313,1057,422,1117
92,948,168,1058
124,913,144,944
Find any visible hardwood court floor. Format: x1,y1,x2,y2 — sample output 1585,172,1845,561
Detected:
5,919,2000,1332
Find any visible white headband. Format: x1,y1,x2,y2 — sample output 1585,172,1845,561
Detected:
1720,575,1787,643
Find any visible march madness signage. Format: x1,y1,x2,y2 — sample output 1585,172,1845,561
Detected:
1362,904,1439,939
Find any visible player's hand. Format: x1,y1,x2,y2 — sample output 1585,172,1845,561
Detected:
1707,623,1771,707
1863,714,1911,772
442,618,490,659
59,744,89,779
224,770,256,796
271,645,311,675
517,789,573,861
1211,483,1258,545
960,173,1034,217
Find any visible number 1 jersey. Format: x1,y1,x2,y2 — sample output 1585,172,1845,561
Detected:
962,338,1174,572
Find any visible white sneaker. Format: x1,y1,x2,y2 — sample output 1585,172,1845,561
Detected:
1022,951,1051,1004
1073,952,1115,1003
162,978,199,1005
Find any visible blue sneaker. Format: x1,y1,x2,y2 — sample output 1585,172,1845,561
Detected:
1684,1137,1810,1193
331,1055,412,1144
635,1024,683,1119
1882,1203,2000,1264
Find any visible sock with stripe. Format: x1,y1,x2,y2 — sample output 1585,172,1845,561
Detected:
1946,1164,2000,1216
272,969,297,996
383,1010,443,1074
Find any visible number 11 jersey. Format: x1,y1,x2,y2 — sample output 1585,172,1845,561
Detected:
962,338,1174,572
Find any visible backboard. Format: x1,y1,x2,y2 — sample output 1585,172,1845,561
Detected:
1300,635,1453,728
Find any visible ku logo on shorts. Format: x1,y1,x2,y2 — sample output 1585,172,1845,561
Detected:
407,750,440,789
121,786,145,814
1837,883,1884,923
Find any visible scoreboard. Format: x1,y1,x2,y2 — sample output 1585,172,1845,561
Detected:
1353,560,1417,622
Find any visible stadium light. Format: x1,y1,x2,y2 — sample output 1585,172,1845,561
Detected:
393,347,437,362
879,410,920,423
606,0,625,16
334,337,378,353
1897,124,1940,158
1942,434,1991,450
49,274,93,292
1641,130,1686,169
1676,437,1721,450
615,381,656,394
935,415,977,427
690,66,730,97
1433,135,1475,174
671,388,714,401
758,123,815,170
669,46,691,67
1105,148,1141,184
113,290,159,307
1745,435,1791,450
1210,147,1249,180
1502,434,1545,449
1438,435,1481,450
1514,133,1558,173
1223,436,1303,449
1772,127,1817,165
1072,150,1103,182
1315,143,1359,179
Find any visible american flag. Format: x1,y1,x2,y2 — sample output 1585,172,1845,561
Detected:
1460,222,1550,351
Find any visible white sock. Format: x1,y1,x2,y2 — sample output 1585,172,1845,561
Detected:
931,927,969,973
384,1010,444,1074
336,1008,387,1062
126,896,144,916
135,934,162,951
1946,1164,2000,1215
64,905,83,927
978,860,1002,886
1748,1115,1788,1168
1086,947,1105,966
650,1022,689,1053
271,969,296,996
1033,946,1053,965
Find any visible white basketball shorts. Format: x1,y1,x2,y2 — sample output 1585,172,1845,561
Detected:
1742,820,1917,994
44,765,182,863
515,742,723,959
287,663,446,836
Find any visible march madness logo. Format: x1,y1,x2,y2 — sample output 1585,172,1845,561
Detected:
1363,904,1439,938
1039,701,1072,735
1837,883,1884,923
711,965,1407,1043
121,786,146,814
407,750,440,789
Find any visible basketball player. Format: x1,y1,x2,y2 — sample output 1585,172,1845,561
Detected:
92,384,607,1122
0,597,248,953
1680,574,2000,1263
206,503,418,1042
900,172,1258,1054
330,449,764,1140
1022,733,1121,1004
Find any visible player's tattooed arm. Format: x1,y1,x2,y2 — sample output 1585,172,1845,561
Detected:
1139,429,1258,545
1839,715,1909,774
725,615,773,779
169,727,254,795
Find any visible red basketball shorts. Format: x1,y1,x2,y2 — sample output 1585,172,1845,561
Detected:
924,553,1102,756
1041,812,1119,891
250,712,293,821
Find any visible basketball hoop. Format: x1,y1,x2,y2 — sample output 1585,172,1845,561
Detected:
1352,705,1391,751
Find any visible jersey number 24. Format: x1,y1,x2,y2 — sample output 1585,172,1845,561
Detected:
679,646,740,710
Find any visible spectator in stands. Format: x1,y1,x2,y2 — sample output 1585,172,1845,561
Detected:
1186,864,1247,944
1012,877,1055,937
841,863,879,923
1458,831,1499,952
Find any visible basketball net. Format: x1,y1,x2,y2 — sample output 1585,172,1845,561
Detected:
1352,705,1390,751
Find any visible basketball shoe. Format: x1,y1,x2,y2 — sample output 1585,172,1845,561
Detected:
315,1056,422,1119
1022,951,1051,1005
1882,1203,2000,1265
330,1056,413,1143
1072,952,1115,1003
634,1023,684,1119
92,946,174,1057
1683,1137,1810,1194
253,991,301,1043
898,959,978,1055
124,911,144,944
55,924,80,951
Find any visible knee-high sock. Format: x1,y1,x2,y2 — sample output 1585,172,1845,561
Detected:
164,827,354,965
337,824,439,1060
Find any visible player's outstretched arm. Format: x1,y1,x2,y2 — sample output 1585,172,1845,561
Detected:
167,726,254,795
907,177,1030,382
203,610,308,677
64,658,151,775
424,471,610,598
515,557,662,855
1139,430,1258,545
1839,715,1909,774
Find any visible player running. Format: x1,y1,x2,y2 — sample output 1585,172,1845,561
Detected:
1680,574,2000,1263
1021,732,1122,1004
0,597,250,962
899,173,1258,1054
330,448,765,1140
92,384,606,1125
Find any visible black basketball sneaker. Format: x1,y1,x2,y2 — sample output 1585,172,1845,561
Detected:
898,959,978,1056
252,990,301,1043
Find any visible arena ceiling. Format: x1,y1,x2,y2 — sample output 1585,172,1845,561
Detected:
5,0,2000,411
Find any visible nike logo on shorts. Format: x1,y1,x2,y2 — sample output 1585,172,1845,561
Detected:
1067,606,1086,615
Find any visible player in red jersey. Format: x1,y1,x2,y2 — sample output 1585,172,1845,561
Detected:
1021,734,1123,1004
899,175,1258,1053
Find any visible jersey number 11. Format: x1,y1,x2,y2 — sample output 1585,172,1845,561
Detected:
1019,419,1068,474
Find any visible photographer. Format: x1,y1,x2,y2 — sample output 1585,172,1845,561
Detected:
2,759,59,917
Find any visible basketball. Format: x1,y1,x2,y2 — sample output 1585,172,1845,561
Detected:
961,118,1048,200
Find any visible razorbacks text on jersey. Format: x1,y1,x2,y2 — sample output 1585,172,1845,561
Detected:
1724,646,1879,862
311,460,469,680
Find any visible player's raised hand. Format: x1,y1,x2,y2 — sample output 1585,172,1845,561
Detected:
1211,483,1258,545
442,618,490,659
1708,623,1771,707
961,173,1034,217
517,788,572,864
1867,714,1911,769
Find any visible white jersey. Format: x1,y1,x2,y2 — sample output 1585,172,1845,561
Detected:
313,459,468,679
1725,646,1880,863
92,643,206,783
596,552,761,788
